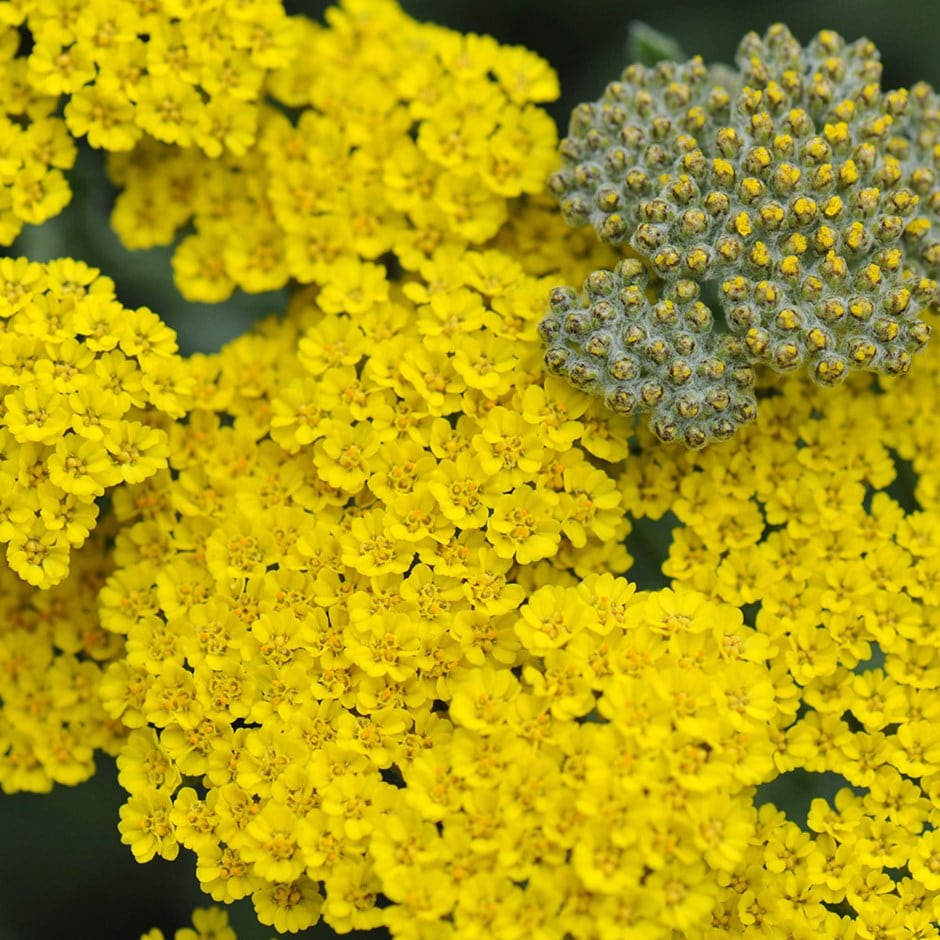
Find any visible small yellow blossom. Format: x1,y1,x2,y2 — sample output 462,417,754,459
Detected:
118,786,180,863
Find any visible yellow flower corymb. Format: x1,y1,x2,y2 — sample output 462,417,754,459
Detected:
5,3,940,940
0,258,186,587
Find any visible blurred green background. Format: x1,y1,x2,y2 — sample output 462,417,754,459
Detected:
2,1,938,938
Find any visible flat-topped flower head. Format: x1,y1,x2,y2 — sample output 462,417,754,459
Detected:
0,257,188,588
105,0,560,302
545,25,940,445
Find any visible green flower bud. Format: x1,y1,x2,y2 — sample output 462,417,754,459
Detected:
545,23,940,446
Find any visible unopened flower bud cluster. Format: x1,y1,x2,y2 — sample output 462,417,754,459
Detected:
543,24,940,445
539,258,757,447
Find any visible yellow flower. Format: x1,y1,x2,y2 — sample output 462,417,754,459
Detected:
490,44,560,104
64,80,141,151
381,867,457,924
558,462,622,547
473,406,544,484
340,509,415,577
251,876,323,934
46,434,114,498
118,787,180,863
170,788,219,856
486,486,561,564
313,420,380,493
27,39,97,95
319,860,387,933
427,454,498,530
448,666,521,733
4,381,70,443
196,841,260,904
103,421,169,484
204,516,278,584
515,584,580,653
344,614,426,682
6,528,70,588
174,906,237,940
241,802,305,883
129,73,203,147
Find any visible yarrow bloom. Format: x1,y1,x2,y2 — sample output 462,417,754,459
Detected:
542,25,940,446
104,0,560,302
4,3,940,940
0,257,187,587
0,31,76,244
100,241,674,933
0,522,122,793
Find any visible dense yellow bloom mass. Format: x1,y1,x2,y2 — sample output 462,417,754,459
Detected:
4,1,940,938
0,0,302,245
0,521,123,792
105,0,560,301
8,0,297,152
105,248,711,933
0,257,188,587
0,14,77,244
98,254,940,936
622,315,940,936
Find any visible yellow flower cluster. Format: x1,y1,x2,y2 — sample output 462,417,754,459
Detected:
6,1,940,938
0,17,76,244
6,0,298,156
0,521,124,794
104,283,798,934
103,0,560,300
624,310,940,935
0,257,188,588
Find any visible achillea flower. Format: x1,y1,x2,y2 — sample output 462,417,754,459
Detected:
0,521,123,794
6,2,940,939
140,905,236,940
105,0,559,302
19,0,299,156
0,45,77,243
543,24,940,446
0,258,187,587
